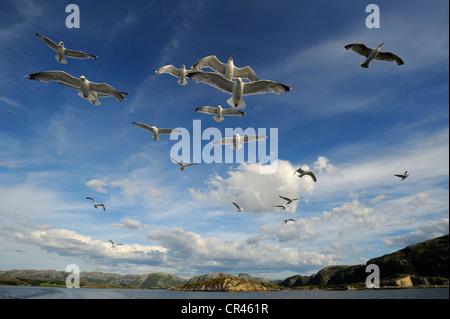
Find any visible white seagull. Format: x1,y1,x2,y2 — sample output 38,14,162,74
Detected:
108,239,122,248
86,197,106,211
26,71,128,105
395,171,409,181
194,105,245,122
131,122,181,140
155,64,200,85
187,72,292,108
294,167,317,182
282,219,297,225
212,134,267,150
232,202,244,212
35,33,97,64
192,55,258,82
345,42,404,68
274,204,288,210
170,157,197,171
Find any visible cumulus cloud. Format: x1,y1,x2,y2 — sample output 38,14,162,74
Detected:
313,156,341,177
188,159,316,213
1,226,167,266
86,179,109,194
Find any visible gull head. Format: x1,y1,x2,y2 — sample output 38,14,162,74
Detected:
378,42,384,47
80,75,86,81
229,55,234,61
58,41,64,47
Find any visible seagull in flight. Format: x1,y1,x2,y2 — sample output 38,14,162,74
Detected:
170,157,197,171
131,122,181,140
282,219,297,225
192,55,259,82
187,72,291,108
194,105,245,122
395,171,409,181
108,239,122,248
155,64,199,85
345,42,404,68
26,71,128,105
232,202,244,212
35,33,97,64
86,197,106,211
294,168,317,182
279,195,302,204
212,133,267,151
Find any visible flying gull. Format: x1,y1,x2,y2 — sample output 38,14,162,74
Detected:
131,122,181,140
86,197,106,211
294,167,317,182
170,157,197,171
279,195,302,204
155,64,200,85
187,72,292,108
232,202,244,212
282,219,297,225
274,204,288,210
26,71,128,105
35,33,97,64
108,239,122,248
194,105,245,122
192,55,258,82
345,42,404,68
212,134,267,150
395,171,409,181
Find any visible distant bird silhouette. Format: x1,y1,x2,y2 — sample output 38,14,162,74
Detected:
282,219,297,225
232,202,244,212
279,195,302,204
395,171,409,181
345,42,404,68
170,157,197,171
86,197,106,211
294,168,317,182
108,239,122,248
274,204,288,210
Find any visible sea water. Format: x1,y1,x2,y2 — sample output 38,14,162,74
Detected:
0,285,448,299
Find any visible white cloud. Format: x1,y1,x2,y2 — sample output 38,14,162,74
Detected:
113,218,142,230
188,159,317,213
86,179,109,194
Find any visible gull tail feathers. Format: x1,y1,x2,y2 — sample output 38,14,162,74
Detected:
227,96,246,109
55,55,67,64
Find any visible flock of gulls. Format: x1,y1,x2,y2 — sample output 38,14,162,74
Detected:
25,32,409,244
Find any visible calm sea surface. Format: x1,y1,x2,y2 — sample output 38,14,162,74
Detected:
0,285,448,299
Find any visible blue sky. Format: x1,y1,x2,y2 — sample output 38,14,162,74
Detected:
0,0,448,280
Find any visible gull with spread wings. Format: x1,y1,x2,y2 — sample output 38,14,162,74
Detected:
86,197,106,211
345,42,404,68
194,105,245,122
192,55,258,82
187,72,291,108
35,33,97,64
26,71,128,105
170,157,197,171
155,64,200,85
212,134,267,151
131,122,181,140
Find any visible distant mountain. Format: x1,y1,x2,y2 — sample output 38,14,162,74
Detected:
280,234,449,288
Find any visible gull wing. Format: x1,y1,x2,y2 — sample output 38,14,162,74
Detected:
306,171,317,182
232,202,242,210
192,55,226,74
89,82,128,101
243,80,292,96
131,122,157,135
279,195,292,202
233,66,259,82
212,137,234,146
187,72,234,93
35,33,58,52
344,43,372,57
26,70,80,88
157,128,181,135
221,108,245,116
242,135,267,143
97,204,106,211
64,49,97,60
194,106,218,115
86,196,96,203
374,51,404,65
156,65,181,77
170,156,183,166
